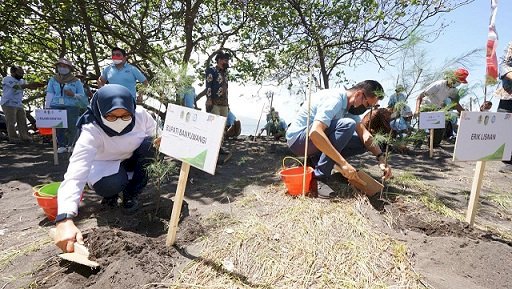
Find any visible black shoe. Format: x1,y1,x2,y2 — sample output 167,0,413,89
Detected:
101,195,118,208
122,196,140,214
308,178,336,199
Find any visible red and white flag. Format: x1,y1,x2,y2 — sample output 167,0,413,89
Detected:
486,0,499,82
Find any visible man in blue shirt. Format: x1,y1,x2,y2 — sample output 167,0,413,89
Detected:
286,80,392,198
97,47,148,103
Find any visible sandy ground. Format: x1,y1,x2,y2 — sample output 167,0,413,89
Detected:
1,136,511,288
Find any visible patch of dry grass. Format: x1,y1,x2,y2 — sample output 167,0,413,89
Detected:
388,172,464,221
0,239,50,271
168,188,424,288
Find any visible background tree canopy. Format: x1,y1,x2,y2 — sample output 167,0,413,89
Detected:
0,0,474,111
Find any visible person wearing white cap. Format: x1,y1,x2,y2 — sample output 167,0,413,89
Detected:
46,58,88,153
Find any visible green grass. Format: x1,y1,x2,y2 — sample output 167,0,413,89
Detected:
388,172,430,193
418,194,464,222
236,156,252,166
486,191,512,210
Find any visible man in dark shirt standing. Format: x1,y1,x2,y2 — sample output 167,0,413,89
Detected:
205,51,230,117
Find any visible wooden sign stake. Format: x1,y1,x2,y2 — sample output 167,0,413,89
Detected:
52,128,59,165
429,129,434,158
466,161,486,226
166,162,190,246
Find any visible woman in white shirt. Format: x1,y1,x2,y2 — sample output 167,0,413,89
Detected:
53,84,158,253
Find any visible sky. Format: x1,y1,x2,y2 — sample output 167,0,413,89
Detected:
203,1,512,135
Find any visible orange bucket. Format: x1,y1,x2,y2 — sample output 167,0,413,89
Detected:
33,183,84,221
33,191,57,221
278,157,314,196
38,128,52,135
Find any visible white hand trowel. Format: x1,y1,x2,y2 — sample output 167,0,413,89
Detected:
49,228,100,268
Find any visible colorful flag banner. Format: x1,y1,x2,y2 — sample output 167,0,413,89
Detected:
485,0,499,83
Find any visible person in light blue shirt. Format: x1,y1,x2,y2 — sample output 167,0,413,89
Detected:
178,75,197,108
387,84,407,109
390,105,413,136
225,109,241,138
46,58,87,153
98,47,148,102
286,80,392,198
1,66,44,143
259,110,288,139
226,110,236,127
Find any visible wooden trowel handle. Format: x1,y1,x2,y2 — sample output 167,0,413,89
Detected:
333,164,367,186
48,228,90,257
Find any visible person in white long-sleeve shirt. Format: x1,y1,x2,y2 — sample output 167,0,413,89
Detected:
53,84,159,253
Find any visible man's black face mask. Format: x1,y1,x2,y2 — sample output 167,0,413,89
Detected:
348,105,368,115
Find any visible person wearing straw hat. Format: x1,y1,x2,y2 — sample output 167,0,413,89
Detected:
388,84,407,112
286,80,392,198
53,84,159,253
46,58,88,153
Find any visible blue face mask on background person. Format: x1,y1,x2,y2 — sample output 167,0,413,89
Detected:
348,105,368,115
58,67,70,75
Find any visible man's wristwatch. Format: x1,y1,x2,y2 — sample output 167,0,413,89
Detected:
54,213,76,224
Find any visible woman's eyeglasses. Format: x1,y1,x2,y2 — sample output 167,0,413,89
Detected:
105,115,132,122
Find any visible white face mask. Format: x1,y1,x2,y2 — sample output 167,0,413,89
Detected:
100,115,132,133
113,59,123,65
58,67,70,75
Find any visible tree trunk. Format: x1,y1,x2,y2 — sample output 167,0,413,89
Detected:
77,0,101,77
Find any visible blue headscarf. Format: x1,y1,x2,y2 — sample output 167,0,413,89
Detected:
76,84,136,137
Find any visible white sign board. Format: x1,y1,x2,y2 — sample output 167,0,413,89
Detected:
35,109,68,128
159,104,226,175
453,112,512,161
419,111,445,129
